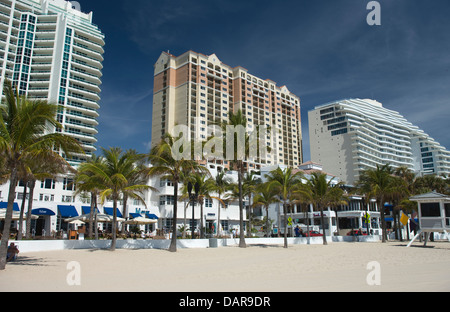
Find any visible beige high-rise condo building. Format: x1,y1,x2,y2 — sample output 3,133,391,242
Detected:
0,0,105,166
151,50,303,170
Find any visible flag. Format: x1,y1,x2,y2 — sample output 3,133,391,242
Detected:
364,213,371,224
400,212,409,226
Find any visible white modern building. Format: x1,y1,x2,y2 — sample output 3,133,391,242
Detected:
0,163,247,238
0,160,386,239
260,162,382,237
309,98,450,186
0,0,105,166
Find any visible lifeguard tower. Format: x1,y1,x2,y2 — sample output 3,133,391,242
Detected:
407,192,450,248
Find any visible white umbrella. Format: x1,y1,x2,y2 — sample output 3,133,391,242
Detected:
69,220,85,226
65,213,125,223
0,209,38,220
124,217,158,225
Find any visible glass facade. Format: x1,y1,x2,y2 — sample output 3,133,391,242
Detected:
0,0,105,167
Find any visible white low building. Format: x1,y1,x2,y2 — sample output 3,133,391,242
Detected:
260,162,382,237
0,163,247,238
1,161,384,239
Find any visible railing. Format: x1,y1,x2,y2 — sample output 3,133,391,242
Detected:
420,217,445,229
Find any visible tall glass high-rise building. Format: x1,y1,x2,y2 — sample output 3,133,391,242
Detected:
309,98,450,185
0,0,105,166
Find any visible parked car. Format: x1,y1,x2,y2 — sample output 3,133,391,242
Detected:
304,230,323,237
347,229,368,236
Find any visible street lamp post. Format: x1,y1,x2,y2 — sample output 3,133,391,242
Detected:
188,182,200,239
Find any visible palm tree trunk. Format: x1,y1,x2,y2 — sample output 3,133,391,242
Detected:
168,182,178,252
379,197,387,243
238,163,246,248
17,182,28,240
365,202,370,236
248,194,252,238
283,201,288,248
121,194,128,234
0,167,19,270
334,208,340,236
88,193,95,239
94,196,99,240
265,205,270,238
200,201,204,239
183,199,188,239
25,180,36,239
320,205,328,245
111,198,118,251
306,204,311,245
216,196,221,238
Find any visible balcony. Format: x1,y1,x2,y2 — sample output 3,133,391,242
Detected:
67,93,99,110
69,83,100,100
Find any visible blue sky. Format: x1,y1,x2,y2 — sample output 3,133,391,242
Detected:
80,0,450,161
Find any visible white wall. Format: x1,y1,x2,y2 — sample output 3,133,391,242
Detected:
10,235,382,254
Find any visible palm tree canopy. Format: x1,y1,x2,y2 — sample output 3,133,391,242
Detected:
0,81,83,165
301,172,347,211
265,167,303,202
83,147,150,205
253,182,279,208
147,134,208,183
356,164,395,201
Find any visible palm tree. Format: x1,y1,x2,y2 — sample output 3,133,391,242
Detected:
356,164,395,243
243,171,261,237
388,171,413,240
81,147,150,250
265,167,303,248
192,172,215,238
414,174,448,195
177,169,195,239
253,182,279,238
118,149,153,234
75,154,105,239
211,171,232,238
217,109,249,248
0,81,82,270
19,150,73,240
305,172,343,245
147,134,206,252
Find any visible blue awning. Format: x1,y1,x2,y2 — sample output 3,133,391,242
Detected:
82,206,100,215
129,213,142,219
58,205,79,218
146,213,159,220
385,217,394,222
104,208,123,218
0,202,20,211
32,208,56,216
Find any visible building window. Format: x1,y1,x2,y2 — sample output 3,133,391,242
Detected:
41,179,56,189
39,194,54,202
160,195,175,206
221,220,229,231
204,198,213,208
62,195,74,203
423,157,434,164
63,178,76,191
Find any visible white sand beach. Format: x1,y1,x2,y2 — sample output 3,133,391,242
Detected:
1,241,449,292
